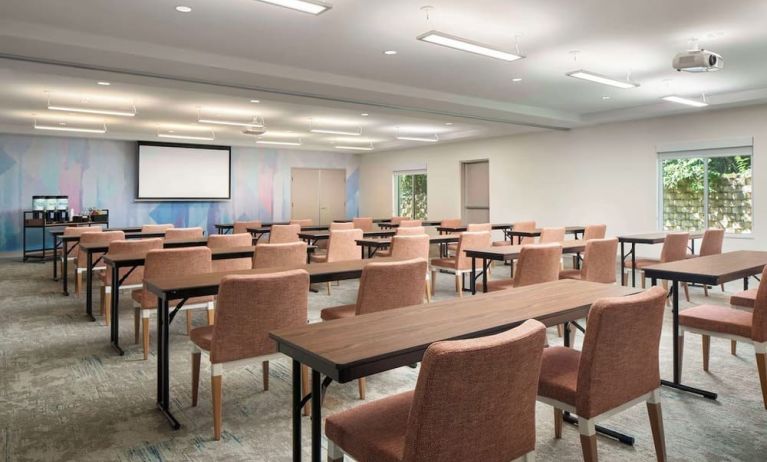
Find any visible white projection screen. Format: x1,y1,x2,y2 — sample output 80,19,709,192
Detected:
137,142,231,200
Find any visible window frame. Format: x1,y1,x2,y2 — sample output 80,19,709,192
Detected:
392,169,428,219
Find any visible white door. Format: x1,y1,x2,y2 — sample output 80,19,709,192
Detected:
462,161,490,223
319,169,347,225
291,168,347,225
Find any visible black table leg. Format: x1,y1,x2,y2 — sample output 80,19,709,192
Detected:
620,242,625,286
482,258,489,294
471,257,477,295
744,277,749,290
631,243,636,288
157,295,180,429
110,263,124,355
311,369,322,462
86,250,95,321
53,235,59,280
292,360,302,462
62,243,69,296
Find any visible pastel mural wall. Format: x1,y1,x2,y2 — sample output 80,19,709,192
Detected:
0,133,360,254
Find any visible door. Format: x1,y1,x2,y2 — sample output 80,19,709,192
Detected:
319,169,347,225
291,168,347,225
462,160,489,223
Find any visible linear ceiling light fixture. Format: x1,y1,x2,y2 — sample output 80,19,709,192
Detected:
157,127,215,141
396,132,439,143
335,142,374,151
198,110,265,128
310,127,361,136
34,119,107,134
661,95,709,108
254,0,331,15
256,138,303,146
47,95,136,117
416,30,524,62
566,70,639,89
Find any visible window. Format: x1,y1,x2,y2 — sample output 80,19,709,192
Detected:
394,171,427,219
659,147,752,234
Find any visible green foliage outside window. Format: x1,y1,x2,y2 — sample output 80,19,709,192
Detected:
397,173,427,219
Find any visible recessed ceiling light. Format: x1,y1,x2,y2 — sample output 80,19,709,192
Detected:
512,78,523,82
250,99,260,103
601,96,611,100
360,113,369,117
254,0,331,15
661,95,709,108
417,30,524,62
445,122,453,126
383,50,398,55
97,81,111,86
198,110,265,128
566,70,638,89
175,5,192,13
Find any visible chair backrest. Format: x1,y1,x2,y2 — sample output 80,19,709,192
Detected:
290,219,313,228
440,218,462,228
391,216,410,225
699,228,725,256
269,224,301,243
455,231,492,270
210,270,309,363
751,266,767,342
165,227,204,240
104,238,163,284
539,227,565,243
403,320,546,462
330,222,354,231
141,224,174,233
390,235,430,261
576,287,666,418
397,226,426,236
467,223,492,232
400,219,423,228
327,229,363,262
580,238,618,283
233,220,261,235
513,221,536,245
207,234,253,272
63,226,103,257
253,242,308,269
583,224,607,241
139,247,212,306
660,232,690,262
356,259,427,315
352,217,374,232
77,231,126,267
512,243,562,287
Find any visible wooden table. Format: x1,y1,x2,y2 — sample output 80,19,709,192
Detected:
270,279,641,462
247,225,331,243
377,220,443,229
505,226,586,244
643,250,767,400
434,223,513,234
618,232,704,287
144,257,401,430
355,235,458,258
49,226,142,281
464,241,588,294
298,230,394,246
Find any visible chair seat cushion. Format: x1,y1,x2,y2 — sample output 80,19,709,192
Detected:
730,289,757,308
320,304,356,321
131,290,213,309
622,258,660,269
430,258,457,269
679,304,753,338
190,325,213,351
538,346,580,407
558,269,582,280
310,253,328,263
325,391,411,462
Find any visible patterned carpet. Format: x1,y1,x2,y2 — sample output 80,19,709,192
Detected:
1,257,766,461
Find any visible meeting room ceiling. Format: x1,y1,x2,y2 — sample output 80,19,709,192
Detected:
1,0,766,151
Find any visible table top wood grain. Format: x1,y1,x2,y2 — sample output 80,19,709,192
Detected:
642,250,767,285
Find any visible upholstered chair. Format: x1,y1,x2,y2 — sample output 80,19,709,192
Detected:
253,242,308,269
447,223,490,255
232,220,261,235
623,232,690,301
352,217,374,232
685,228,726,295
390,235,432,301
539,227,566,243
132,247,214,360
290,218,313,227
326,319,546,462
390,216,410,225
440,218,462,228
75,231,125,296
207,234,253,272
377,227,427,258
560,238,618,284
311,229,363,294
582,224,607,241
431,231,491,297
191,270,310,440
537,287,668,462
61,226,102,283
330,222,354,230
165,227,204,240
97,238,163,326
269,224,301,244
321,259,428,399
678,265,767,409
494,220,535,246
400,219,422,227
482,243,563,292
141,223,174,233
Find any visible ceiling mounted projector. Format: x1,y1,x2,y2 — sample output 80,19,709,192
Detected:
673,49,724,72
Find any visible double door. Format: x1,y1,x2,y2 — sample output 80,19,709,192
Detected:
291,168,346,225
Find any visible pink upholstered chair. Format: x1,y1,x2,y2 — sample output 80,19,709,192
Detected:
539,227,566,243
165,227,204,240
352,217,374,232
440,218,462,228
311,229,363,294
390,235,432,301
430,231,491,297
400,219,422,228
447,223,490,255
482,243,563,292
321,259,428,399
233,220,261,235
390,216,410,225
679,265,767,409
74,231,125,296
141,223,174,233
623,232,690,301
290,218,313,228
207,234,253,272
559,238,618,284
132,247,214,360
61,226,102,282
269,224,301,243
378,227,427,258
97,238,163,326
582,224,607,241
253,242,308,269
326,319,546,462
190,270,310,440
494,220,535,246
330,222,355,230
537,287,668,462
731,289,757,308
686,228,726,296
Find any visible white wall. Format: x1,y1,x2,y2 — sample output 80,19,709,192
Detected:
360,103,766,256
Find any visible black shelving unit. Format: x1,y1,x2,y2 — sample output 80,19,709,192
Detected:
22,209,110,262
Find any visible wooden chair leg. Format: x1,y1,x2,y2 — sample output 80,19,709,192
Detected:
579,433,598,462
192,351,201,406
328,440,344,462
186,311,193,335
424,280,431,303
358,378,366,400
721,284,725,292
731,340,737,356
207,306,215,325
75,270,83,296
262,361,269,391
100,286,105,317
703,284,709,297
134,307,141,344
302,365,310,417
326,282,331,296
678,332,685,380
430,270,437,296
756,352,767,410
647,393,667,462
682,282,690,302
212,374,223,441
142,315,150,360
553,408,563,439
641,270,646,289
456,274,463,298
103,288,111,326
556,324,563,337
702,335,710,371
661,280,669,306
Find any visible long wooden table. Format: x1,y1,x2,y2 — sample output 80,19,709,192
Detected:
377,220,443,229
643,250,767,400
505,226,586,244
217,222,342,234
270,279,641,462
50,226,143,282
144,257,401,431
618,232,704,287
247,226,334,243
298,230,394,246
355,235,458,258
464,241,588,294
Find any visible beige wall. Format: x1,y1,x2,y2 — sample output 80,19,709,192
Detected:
360,103,765,255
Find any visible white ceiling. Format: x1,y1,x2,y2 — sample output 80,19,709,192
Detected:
1,0,766,151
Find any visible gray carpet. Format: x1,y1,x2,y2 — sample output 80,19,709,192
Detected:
1,257,766,461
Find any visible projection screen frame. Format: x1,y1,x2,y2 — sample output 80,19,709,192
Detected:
135,141,232,202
